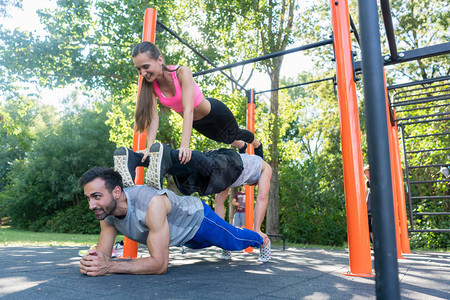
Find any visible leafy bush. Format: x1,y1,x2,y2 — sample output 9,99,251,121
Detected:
279,157,347,246
0,103,116,233
43,201,100,234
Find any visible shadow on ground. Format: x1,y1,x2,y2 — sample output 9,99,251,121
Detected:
0,246,448,299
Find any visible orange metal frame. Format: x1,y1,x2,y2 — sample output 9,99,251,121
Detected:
122,8,157,259
244,89,256,252
122,2,412,266
330,0,373,276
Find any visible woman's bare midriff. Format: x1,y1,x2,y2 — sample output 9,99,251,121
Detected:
176,98,211,121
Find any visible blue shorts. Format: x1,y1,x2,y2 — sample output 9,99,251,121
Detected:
184,201,262,251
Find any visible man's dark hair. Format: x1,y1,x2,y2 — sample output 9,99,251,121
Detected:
79,166,123,192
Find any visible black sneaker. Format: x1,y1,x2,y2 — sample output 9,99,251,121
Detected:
113,147,140,188
145,143,173,189
239,143,247,154
254,143,264,159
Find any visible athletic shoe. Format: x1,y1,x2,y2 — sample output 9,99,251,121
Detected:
220,249,231,260
238,143,247,154
254,143,264,159
111,240,124,258
258,240,271,262
78,244,96,257
114,147,140,187
145,143,173,189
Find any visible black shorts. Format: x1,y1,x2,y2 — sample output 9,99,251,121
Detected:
171,148,244,196
193,98,254,144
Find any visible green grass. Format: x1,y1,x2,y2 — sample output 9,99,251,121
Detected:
0,226,123,247
1,226,445,252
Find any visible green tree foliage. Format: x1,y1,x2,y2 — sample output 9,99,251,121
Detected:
0,0,447,248
0,0,22,18
0,101,116,233
276,73,347,246
0,97,36,192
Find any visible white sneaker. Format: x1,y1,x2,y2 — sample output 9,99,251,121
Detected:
258,240,271,262
145,143,173,189
220,249,231,260
114,147,137,188
111,240,124,258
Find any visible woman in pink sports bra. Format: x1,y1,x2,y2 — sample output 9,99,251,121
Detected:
132,42,263,163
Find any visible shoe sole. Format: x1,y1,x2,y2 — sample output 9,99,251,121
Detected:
145,144,164,189
114,147,135,188
258,240,271,262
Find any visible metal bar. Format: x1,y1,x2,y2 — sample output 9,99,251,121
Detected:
349,14,360,46
406,148,450,154
157,21,248,91
395,103,450,113
388,75,450,90
394,89,449,101
404,131,450,139
400,125,415,231
254,77,334,95
409,229,450,233
331,0,372,276
412,212,450,215
357,0,400,295
399,117,450,126
379,0,398,60
193,39,334,77
410,179,449,184
394,87,449,102
354,42,450,72
408,163,450,169
392,95,449,107
395,111,450,121
411,196,450,200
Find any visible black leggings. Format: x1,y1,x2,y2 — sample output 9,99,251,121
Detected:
193,98,255,145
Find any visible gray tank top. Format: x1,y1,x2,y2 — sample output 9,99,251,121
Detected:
229,154,262,187
105,186,204,246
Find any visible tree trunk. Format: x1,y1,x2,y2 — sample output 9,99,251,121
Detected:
266,62,282,234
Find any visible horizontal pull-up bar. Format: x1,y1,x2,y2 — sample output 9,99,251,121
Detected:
388,75,450,90
394,88,449,101
403,131,450,139
156,21,248,91
411,196,450,200
395,111,450,121
354,42,450,72
395,103,450,113
410,179,449,184
408,163,450,169
254,77,334,95
409,229,450,233
193,39,334,77
406,147,450,154
398,117,450,126
392,95,449,107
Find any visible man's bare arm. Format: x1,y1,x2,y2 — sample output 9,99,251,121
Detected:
80,196,171,276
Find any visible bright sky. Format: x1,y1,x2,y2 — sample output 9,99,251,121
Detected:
1,0,315,107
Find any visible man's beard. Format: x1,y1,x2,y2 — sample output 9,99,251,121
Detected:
93,192,117,220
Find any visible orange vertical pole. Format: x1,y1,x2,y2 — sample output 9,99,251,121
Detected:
330,0,373,276
383,70,403,259
122,8,157,259
245,89,255,253
391,112,411,253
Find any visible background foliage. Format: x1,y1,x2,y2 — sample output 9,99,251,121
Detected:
0,0,448,247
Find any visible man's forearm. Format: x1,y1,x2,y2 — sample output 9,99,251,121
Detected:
108,256,167,275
